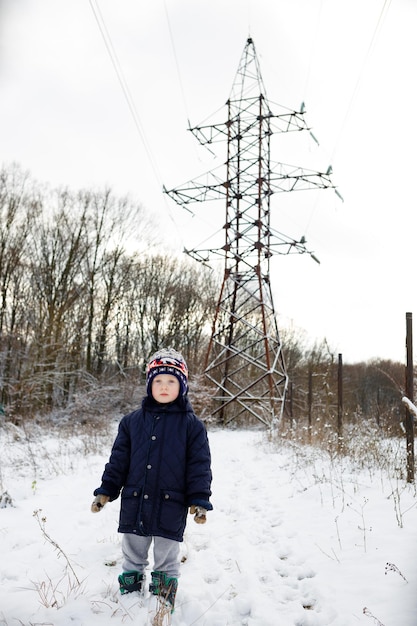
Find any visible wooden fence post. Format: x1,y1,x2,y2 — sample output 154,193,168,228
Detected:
405,312,414,483
337,353,343,452
308,370,312,443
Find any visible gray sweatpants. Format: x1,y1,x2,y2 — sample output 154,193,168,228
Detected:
122,534,181,578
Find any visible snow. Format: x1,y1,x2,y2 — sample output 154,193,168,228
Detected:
0,423,416,625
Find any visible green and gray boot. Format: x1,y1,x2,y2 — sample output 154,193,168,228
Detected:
149,570,178,612
118,570,145,595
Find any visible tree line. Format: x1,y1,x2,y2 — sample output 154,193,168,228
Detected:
0,164,406,432
0,164,218,414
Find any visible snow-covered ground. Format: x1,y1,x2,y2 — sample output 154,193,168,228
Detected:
0,423,416,625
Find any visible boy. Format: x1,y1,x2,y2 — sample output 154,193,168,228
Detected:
91,348,213,613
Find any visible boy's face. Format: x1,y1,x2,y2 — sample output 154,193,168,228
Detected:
151,374,180,403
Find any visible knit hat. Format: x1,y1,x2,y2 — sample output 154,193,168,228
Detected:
146,348,189,398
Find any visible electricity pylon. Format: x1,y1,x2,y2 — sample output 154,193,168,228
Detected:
164,38,339,428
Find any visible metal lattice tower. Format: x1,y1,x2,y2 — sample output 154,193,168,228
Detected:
164,38,338,427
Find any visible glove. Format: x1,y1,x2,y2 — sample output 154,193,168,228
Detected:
190,505,207,524
91,494,110,513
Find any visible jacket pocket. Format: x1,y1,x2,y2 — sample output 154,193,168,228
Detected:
120,486,142,528
158,489,187,535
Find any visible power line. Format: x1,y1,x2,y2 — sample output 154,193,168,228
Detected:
163,0,190,126
88,0,186,246
301,0,391,238
330,0,392,161
88,0,161,182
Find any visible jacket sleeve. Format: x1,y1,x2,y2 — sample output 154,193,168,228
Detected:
93,415,132,501
186,418,213,511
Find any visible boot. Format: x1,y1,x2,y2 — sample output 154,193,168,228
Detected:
149,570,178,611
118,570,145,595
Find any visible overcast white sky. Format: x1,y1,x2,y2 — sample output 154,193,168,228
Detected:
1,0,416,364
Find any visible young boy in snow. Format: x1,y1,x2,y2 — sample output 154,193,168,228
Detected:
91,348,213,612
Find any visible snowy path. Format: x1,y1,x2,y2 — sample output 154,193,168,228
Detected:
178,430,335,626
0,428,416,625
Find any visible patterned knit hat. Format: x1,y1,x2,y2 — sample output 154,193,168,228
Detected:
146,348,189,398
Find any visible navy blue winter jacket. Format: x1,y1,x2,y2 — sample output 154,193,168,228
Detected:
94,395,213,542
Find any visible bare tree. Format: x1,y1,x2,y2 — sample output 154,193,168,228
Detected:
0,164,41,405
94,249,135,376
27,189,89,407
166,260,218,367
82,189,153,374
125,255,218,370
